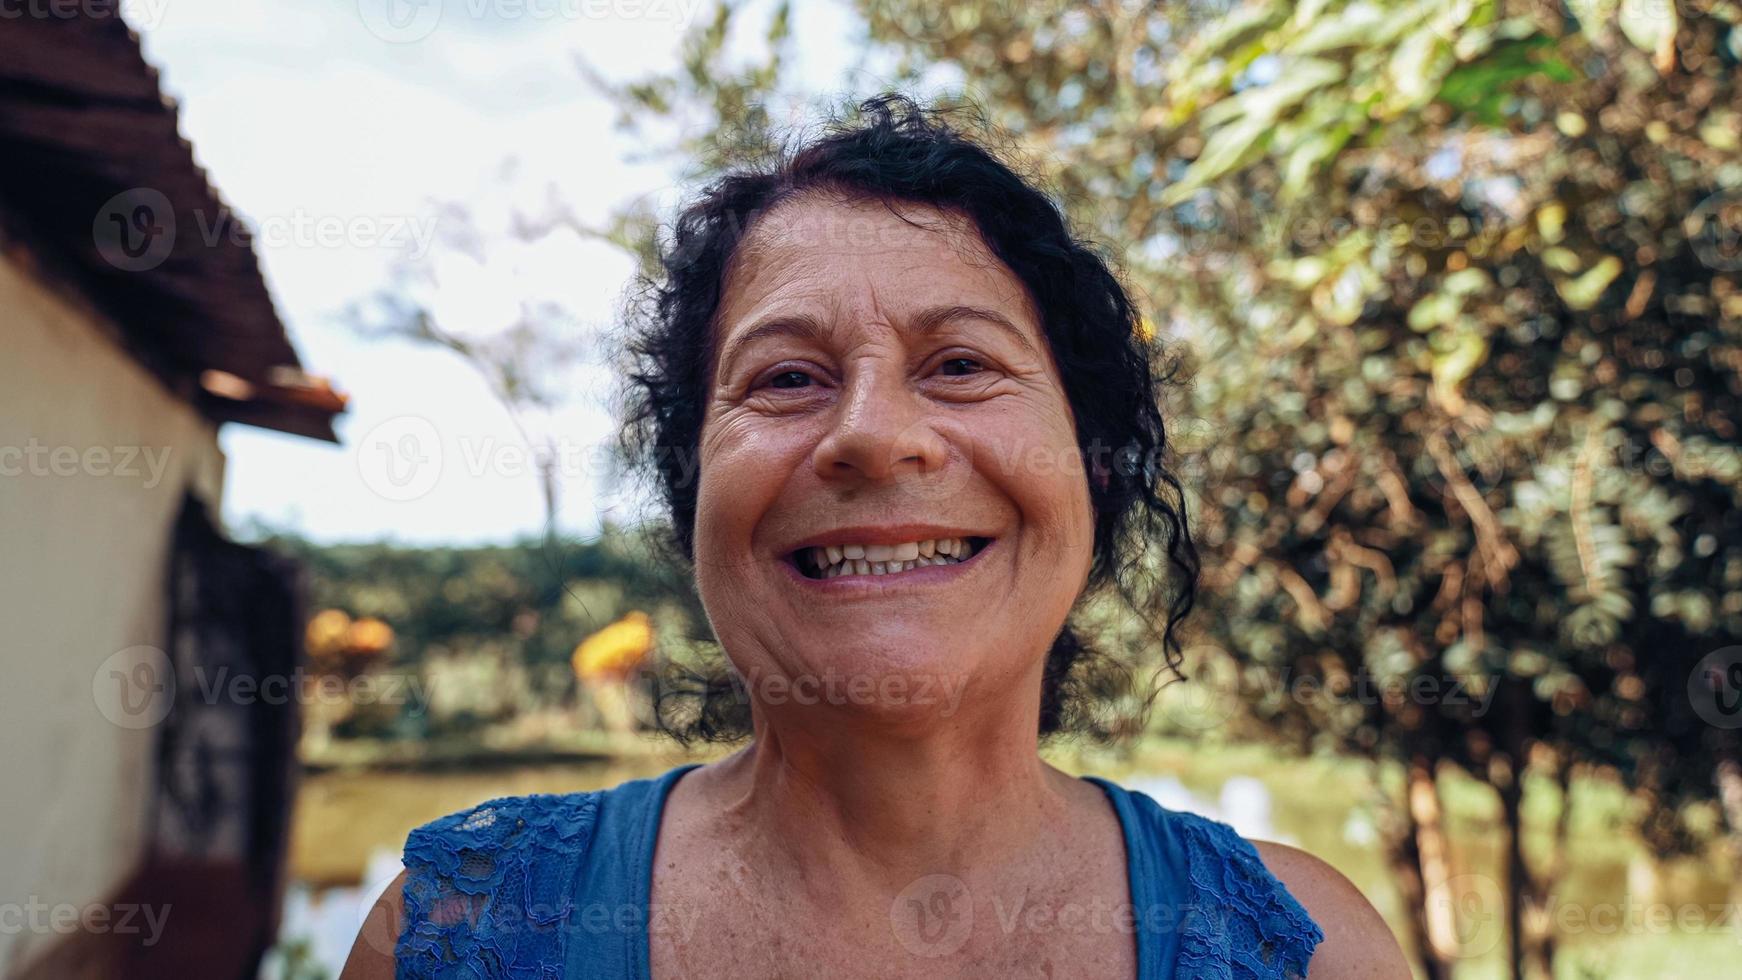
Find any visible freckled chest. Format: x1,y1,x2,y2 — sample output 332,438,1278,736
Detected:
647,811,1137,980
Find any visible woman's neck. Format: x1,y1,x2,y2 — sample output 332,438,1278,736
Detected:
702,698,1082,902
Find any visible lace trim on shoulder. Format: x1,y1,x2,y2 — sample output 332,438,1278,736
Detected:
396,792,601,979
1172,811,1325,979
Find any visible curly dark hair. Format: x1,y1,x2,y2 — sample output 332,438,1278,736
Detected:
617,93,1198,742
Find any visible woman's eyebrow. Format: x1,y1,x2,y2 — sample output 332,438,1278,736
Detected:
717,313,829,378
908,304,1040,358
718,303,1039,377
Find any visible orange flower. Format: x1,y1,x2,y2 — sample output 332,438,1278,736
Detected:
572,611,654,682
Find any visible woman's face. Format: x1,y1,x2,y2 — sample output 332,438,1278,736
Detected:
693,195,1095,731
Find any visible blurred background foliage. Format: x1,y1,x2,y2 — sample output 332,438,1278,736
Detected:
285,1,1742,977
591,0,1742,975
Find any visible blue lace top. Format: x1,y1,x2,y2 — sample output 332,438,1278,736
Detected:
396,764,1324,978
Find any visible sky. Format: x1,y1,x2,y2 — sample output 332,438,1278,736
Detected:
128,0,867,544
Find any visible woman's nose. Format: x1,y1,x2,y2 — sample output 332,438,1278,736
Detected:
812,368,948,484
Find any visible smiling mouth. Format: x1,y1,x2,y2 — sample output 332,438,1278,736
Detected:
789,536,993,580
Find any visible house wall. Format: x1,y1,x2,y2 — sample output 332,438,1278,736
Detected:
0,249,227,972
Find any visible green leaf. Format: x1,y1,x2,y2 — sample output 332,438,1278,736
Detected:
1281,121,1354,196
1555,255,1623,310
1408,291,1461,331
1387,26,1456,109
1162,115,1273,204
1432,327,1490,393
1436,33,1568,123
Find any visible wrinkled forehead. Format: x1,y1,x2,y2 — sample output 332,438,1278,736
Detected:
714,194,1040,334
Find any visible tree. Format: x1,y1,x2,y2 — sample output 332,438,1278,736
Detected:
591,2,1742,976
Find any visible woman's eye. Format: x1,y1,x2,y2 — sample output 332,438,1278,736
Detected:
938,357,983,377
767,370,813,389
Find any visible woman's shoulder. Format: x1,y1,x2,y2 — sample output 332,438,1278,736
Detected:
337,791,605,980
1098,779,1408,978
402,789,604,867
400,762,697,874
339,765,695,980
391,791,608,980
1246,840,1411,979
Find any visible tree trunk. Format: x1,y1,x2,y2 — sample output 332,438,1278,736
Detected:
1382,802,1443,980
1716,753,1742,909
1497,759,1557,979
1382,755,1457,980
1536,765,1571,974
1499,769,1525,980
1412,758,1462,959
1496,679,1559,980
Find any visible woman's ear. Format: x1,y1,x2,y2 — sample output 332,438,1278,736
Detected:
1089,457,1112,494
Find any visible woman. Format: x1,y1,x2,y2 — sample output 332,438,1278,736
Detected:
343,95,1409,979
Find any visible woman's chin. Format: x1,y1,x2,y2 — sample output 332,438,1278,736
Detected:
739,648,979,726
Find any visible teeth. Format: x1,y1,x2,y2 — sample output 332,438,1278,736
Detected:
803,537,981,580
